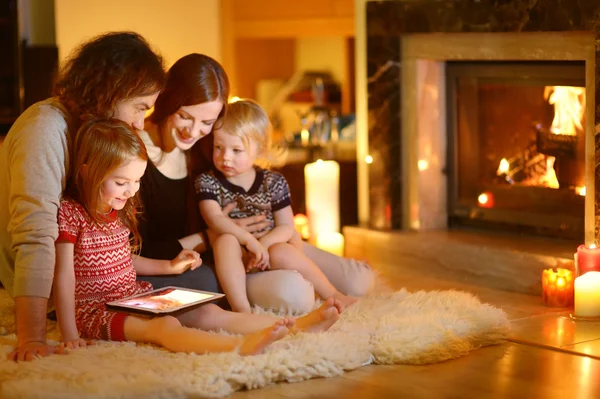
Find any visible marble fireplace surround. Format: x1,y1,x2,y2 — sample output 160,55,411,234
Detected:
366,0,600,245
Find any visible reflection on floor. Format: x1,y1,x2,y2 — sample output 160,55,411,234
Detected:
230,258,600,399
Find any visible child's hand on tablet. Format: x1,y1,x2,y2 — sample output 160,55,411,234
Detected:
170,250,202,273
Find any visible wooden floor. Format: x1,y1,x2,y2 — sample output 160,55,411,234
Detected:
229,261,600,399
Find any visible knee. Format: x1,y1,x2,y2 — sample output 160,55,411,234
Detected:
213,233,239,251
150,315,182,334
268,242,294,266
194,303,223,318
246,269,315,314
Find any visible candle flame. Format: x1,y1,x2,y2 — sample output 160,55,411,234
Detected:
496,158,509,175
576,186,586,196
557,277,565,288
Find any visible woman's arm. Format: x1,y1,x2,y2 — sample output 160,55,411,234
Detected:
199,200,256,246
53,242,80,342
257,205,296,248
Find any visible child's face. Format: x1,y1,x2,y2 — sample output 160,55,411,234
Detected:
212,129,258,179
166,101,223,151
100,158,148,213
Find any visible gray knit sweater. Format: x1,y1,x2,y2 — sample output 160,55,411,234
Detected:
0,98,70,298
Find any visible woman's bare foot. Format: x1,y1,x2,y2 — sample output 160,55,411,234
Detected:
239,318,294,356
294,297,342,333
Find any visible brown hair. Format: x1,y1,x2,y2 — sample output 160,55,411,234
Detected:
53,31,165,132
147,53,229,233
66,119,149,249
149,53,229,125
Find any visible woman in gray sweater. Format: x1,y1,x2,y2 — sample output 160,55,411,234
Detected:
0,31,165,361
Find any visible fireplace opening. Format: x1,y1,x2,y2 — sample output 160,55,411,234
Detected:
446,61,586,241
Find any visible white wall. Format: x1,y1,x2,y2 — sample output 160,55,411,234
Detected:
355,0,369,224
54,0,221,66
294,37,345,84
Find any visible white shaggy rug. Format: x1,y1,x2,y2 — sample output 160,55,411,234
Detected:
0,287,510,399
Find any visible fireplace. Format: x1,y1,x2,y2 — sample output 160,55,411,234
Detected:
363,0,599,244
447,61,586,240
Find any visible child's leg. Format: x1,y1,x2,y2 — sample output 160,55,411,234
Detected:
176,302,341,334
123,314,291,356
213,233,252,313
269,242,358,310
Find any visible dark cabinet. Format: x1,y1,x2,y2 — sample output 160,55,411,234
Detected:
0,0,21,132
0,0,58,135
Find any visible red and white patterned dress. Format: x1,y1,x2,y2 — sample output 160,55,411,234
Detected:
57,198,152,341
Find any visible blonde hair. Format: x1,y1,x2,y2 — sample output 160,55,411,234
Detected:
66,118,148,250
214,99,286,168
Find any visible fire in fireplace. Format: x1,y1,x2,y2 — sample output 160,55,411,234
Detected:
446,61,586,240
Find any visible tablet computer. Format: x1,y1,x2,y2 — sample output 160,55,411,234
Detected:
107,286,225,315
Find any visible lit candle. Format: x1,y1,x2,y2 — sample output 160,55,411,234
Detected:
293,213,310,240
574,271,600,317
316,232,345,257
576,244,600,275
304,160,340,239
541,268,574,308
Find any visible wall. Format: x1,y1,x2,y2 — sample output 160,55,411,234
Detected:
295,37,345,84
54,0,221,66
18,0,56,45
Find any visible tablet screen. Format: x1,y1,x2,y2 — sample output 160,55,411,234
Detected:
107,287,224,314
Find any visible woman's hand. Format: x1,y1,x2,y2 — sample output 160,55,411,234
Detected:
170,250,202,274
222,202,271,237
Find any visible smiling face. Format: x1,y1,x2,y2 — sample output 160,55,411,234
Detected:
163,100,223,151
212,129,258,180
100,157,148,213
113,93,160,130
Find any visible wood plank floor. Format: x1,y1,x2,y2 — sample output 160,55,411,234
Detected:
229,261,600,399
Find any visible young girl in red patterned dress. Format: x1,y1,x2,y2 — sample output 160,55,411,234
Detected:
53,118,342,356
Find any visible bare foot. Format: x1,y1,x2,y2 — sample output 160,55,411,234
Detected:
333,293,358,312
239,318,293,356
294,297,341,333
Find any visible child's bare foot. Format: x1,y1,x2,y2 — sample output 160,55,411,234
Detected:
294,297,341,333
239,318,293,356
334,293,358,312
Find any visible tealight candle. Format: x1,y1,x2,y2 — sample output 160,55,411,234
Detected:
574,271,600,317
576,244,600,276
541,268,574,308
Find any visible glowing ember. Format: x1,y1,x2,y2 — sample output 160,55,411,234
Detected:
544,86,585,136
539,156,559,189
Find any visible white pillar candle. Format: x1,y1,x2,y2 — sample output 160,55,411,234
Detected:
316,232,345,257
574,271,600,317
304,159,340,238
